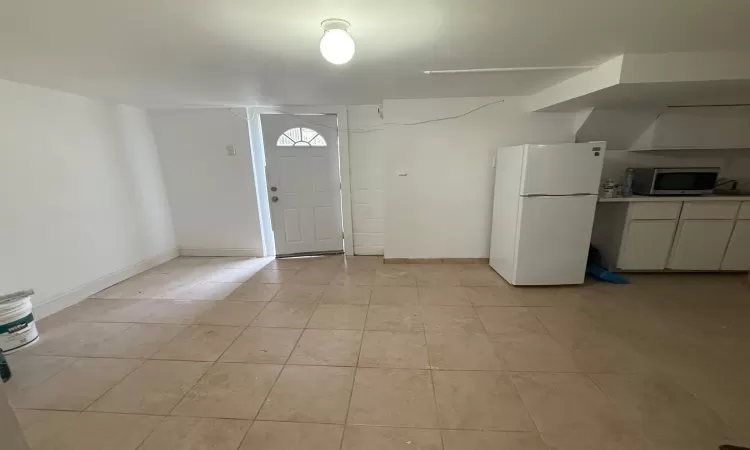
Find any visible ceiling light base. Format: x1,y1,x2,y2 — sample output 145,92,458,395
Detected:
321,19,351,31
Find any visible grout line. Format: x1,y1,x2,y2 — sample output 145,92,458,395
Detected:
338,298,370,450
420,293,446,450
234,316,309,450
15,406,550,433
80,357,147,412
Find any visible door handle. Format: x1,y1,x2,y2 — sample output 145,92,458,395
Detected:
271,196,279,202
270,186,277,192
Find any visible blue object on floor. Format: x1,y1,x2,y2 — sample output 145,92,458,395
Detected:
586,264,629,284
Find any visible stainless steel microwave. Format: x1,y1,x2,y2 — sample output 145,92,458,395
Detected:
631,167,719,196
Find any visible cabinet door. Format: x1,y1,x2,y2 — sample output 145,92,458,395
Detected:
721,220,750,270
617,220,677,270
668,220,734,270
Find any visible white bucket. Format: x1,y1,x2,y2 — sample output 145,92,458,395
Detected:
0,290,39,354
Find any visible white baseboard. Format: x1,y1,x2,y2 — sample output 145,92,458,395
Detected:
354,247,384,256
179,247,264,257
33,249,179,320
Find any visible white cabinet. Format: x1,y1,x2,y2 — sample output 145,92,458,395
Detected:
721,220,750,270
618,220,677,270
593,199,750,272
667,220,735,270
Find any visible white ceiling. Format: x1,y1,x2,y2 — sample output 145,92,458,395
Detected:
2,0,750,106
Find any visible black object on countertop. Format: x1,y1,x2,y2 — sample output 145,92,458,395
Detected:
0,349,11,382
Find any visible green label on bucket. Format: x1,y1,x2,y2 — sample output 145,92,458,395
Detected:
0,312,34,334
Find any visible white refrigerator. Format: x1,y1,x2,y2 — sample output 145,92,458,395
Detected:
489,143,606,285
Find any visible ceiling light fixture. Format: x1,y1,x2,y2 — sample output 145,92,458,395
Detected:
320,19,355,65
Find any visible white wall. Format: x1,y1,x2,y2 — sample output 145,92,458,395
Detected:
0,79,176,317
380,97,576,259
149,108,263,256
348,106,387,255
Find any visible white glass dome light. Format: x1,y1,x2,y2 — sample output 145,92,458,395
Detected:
320,19,355,65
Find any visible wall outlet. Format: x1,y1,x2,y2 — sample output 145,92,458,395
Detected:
226,144,236,156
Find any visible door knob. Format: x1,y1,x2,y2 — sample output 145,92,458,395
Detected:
270,186,277,192
271,196,279,202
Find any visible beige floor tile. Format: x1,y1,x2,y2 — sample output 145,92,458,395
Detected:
476,307,547,334
433,370,535,431
240,421,344,450
257,365,354,423
370,286,420,305
348,368,438,428
88,360,211,414
287,329,362,366
272,285,325,303
591,373,730,446
511,372,635,435
457,269,508,287
531,306,605,338
172,363,282,419
330,271,376,286
512,286,589,307
127,300,217,324
320,286,371,304
138,417,251,450
48,298,143,323
291,268,338,285
540,430,652,450
421,306,484,334
426,333,505,370
556,331,653,374
365,305,423,332
194,301,265,326
441,430,548,450
10,358,142,411
250,302,316,328
307,304,368,329
417,287,473,306
343,426,443,450
373,268,417,286
205,268,257,284
167,281,244,301
220,327,303,364
3,355,74,393
225,283,281,302
16,410,163,450
491,332,578,372
359,331,429,369
28,322,132,356
152,325,243,361
89,323,186,358
465,287,522,306
414,271,462,287
251,269,299,284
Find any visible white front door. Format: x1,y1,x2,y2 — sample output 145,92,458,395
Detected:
261,114,343,256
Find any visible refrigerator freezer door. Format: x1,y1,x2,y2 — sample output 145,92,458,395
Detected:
511,195,598,285
520,143,606,196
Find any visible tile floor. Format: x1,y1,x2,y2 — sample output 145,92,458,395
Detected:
5,255,750,450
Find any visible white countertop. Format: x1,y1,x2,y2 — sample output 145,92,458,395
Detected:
599,195,750,203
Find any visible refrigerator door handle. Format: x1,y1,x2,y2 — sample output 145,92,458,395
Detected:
523,193,597,198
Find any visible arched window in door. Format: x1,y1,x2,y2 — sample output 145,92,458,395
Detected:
276,127,327,147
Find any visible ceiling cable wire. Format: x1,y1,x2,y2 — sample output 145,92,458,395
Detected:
229,98,505,134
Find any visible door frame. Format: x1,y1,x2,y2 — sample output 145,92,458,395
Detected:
247,105,354,256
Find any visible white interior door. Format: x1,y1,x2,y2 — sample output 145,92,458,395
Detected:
261,114,343,256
